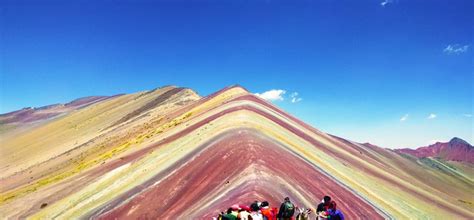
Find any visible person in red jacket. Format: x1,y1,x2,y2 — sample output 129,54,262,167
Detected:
260,201,277,220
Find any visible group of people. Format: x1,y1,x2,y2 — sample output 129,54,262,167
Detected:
215,196,344,220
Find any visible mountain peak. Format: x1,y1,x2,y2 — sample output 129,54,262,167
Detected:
221,84,250,93
449,137,470,146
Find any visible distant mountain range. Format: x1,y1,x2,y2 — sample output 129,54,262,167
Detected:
0,85,472,219
395,137,473,163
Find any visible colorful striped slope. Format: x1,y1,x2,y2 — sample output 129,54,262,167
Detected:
0,85,473,219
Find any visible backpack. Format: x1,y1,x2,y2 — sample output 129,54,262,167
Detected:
281,202,295,217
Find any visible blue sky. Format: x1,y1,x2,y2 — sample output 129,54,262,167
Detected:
1,0,472,148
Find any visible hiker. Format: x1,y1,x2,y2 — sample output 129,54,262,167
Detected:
316,196,331,213
260,201,277,220
277,197,295,220
326,201,344,220
249,201,264,220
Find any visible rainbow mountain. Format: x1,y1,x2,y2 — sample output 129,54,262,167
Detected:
0,85,473,219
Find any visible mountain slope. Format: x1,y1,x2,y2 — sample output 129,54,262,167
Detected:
0,86,473,219
0,96,114,125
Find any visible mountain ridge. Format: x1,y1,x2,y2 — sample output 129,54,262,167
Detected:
395,137,473,163
0,96,116,125
0,85,472,219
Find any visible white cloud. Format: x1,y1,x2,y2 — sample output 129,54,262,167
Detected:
381,0,393,7
427,113,437,119
443,44,469,54
400,114,408,121
254,89,286,101
290,92,302,103
463,113,473,118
